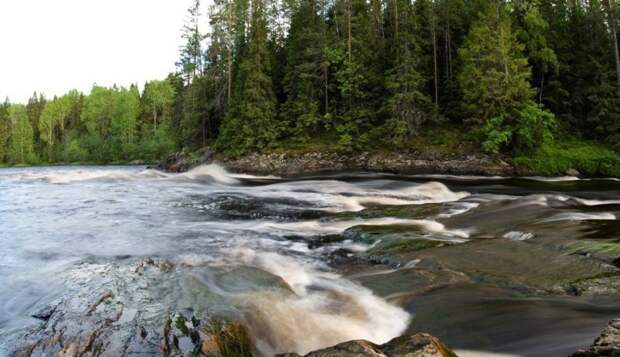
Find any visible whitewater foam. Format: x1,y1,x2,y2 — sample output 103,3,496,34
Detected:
542,212,616,222
230,249,411,356
257,217,470,240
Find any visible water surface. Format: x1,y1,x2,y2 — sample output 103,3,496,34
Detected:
0,166,619,356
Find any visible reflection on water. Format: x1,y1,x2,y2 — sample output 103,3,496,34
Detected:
0,165,619,356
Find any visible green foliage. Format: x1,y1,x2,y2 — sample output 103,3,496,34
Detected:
382,0,433,144
281,0,327,140
514,139,620,176
8,105,37,164
458,1,555,154
217,0,280,155
480,101,555,153
0,99,10,163
2,0,620,179
480,115,512,154
111,86,141,159
458,2,533,123
142,80,176,135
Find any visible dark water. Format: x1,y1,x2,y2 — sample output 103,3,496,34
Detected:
0,166,619,356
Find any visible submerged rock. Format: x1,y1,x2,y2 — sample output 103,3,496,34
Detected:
277,333,457,357
571,319,620,356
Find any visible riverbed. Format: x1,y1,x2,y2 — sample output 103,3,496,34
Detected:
0,165,619,356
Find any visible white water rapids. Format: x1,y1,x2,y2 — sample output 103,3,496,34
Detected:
1,165,619,356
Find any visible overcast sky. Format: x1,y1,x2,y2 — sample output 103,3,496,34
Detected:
0,0,199,104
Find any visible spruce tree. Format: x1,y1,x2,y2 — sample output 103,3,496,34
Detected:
383,0,432,144
218,0,279,154
177,0,205,85
458,0,554,153
281,0,327,139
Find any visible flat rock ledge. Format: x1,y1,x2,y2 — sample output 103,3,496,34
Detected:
156,149,516,177
276,333,457,357
571,319,620,357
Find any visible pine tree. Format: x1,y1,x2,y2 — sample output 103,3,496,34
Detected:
26,92,46,155
383,0,433,144
458,0,554,153
218,0,279,154
177,0,205,85
326,0,383,147
513,0,558,103
281,0,327,139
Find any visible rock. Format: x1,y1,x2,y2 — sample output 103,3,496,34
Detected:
566,168,582,177
571,319,620,356
155,147,214,173
159,260,175,273
276,333,457,357
30,303,57,320
201,335,220,355
381,334,457,357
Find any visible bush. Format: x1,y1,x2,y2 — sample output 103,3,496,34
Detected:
513,139,620,177
480,101,555,154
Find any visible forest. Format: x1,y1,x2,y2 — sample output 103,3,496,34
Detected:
1,0,620,173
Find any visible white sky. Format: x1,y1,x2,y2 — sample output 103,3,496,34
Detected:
0,0,200,104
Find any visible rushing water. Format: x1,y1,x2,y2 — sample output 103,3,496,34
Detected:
0,165,619,356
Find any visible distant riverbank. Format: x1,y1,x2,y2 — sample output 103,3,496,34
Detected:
156,139,620,178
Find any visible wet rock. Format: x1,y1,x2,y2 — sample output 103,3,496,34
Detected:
571,319,620,356
156,146,515,176
30,303,57,320
159,260,175,273
155,147,214,173
222,151,515,177
276,333,456,357
566,168,582,177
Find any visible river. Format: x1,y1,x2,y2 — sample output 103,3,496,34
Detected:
0,165,619,356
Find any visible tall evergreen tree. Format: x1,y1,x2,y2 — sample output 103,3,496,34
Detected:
458,0,554,153
178,0,206,85
26,92,46,155
218,0,280,154
281,0,327,139
382,0,433,144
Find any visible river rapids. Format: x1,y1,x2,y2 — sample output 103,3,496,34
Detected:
0,165,619,356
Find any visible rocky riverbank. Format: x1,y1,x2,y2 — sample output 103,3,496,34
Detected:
155,148,525,177
571,319,620,356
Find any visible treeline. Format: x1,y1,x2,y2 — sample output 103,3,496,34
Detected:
2,0,619,164
180,0,620,156
0,82,176,164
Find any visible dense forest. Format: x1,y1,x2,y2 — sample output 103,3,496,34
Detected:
1,0,620,170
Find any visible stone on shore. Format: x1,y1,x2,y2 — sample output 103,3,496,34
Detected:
276,333,457,357
571,319,620,357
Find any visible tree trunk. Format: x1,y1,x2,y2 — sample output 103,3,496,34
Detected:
432,9,438,106
153,109,158,134
324,66,329,114
539,70,545,104
604,0,620,96
347,0,352,61
227,0,234,103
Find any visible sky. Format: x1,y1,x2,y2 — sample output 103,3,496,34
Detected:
0,0,199,104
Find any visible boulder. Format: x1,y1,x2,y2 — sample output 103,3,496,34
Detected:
276,333,457,357
571,319,620,356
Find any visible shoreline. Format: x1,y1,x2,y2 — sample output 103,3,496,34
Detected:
156,148,575,177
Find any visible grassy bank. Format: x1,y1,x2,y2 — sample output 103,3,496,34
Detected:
513,140,620,177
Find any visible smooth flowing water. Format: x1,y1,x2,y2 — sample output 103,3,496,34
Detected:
0,165,619,356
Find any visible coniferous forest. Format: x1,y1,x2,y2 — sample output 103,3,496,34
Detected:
2,0,620,175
